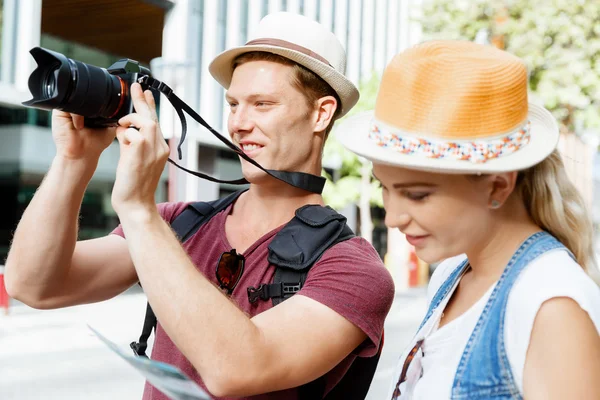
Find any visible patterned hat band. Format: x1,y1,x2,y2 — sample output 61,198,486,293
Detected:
368,121,532,164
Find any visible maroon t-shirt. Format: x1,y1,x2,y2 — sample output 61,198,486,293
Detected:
112,200,395,400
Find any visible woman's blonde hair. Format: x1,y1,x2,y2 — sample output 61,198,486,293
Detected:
518,149,597,277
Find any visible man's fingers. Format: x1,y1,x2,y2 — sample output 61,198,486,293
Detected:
71,114,85,130
118,113,155,131
130,83,152,117
116,126,143,146
144,90,159,122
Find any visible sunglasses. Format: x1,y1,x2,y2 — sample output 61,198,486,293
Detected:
392,339,424,399
216,249,245,295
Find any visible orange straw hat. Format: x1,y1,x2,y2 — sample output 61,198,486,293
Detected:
337,40,559,173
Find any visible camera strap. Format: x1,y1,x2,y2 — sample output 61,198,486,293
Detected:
138,75,326,194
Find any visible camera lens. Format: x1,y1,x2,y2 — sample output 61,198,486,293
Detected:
43,67,59,99
22,47,127,121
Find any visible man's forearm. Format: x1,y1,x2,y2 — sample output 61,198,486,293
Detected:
5,156,95,301
120,210,267,396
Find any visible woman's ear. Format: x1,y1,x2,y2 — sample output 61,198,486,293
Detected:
488,171,519,209
313,96,337,134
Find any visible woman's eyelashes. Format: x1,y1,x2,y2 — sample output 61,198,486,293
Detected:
380,183,430,202
402,190,431,201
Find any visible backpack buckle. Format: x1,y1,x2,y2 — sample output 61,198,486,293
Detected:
282,282,301,294
247,284,268,303
130,341,147,357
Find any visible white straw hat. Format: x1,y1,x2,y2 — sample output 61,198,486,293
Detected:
209,12,359,118
337,40,559,174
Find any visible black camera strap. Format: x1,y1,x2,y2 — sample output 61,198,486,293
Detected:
138,76,326,194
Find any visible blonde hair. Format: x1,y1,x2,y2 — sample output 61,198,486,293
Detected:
518,149,597,276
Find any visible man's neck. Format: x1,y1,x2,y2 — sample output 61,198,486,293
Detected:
232,183,324,232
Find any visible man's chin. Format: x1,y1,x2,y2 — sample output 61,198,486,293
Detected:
241,165,272,184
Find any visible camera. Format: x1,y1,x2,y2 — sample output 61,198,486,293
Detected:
22,47,151,127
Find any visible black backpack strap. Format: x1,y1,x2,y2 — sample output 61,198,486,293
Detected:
247,205,354,306
171,190,246,242
323,339,383,400
299,344,383,400
130,190,246,357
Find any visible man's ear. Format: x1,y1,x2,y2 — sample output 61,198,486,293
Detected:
313,96,337,134
488,171,519,209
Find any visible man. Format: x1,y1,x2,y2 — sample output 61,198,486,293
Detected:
6,12,394,399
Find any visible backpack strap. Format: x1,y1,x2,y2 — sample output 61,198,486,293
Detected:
130,190,246,357
323,334,384,399
247,204,355,306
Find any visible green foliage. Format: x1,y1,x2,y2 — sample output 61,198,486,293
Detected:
322,72,383,209
420,0,600,133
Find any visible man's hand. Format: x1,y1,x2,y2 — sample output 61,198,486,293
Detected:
52,110,117,173
112,83,169,218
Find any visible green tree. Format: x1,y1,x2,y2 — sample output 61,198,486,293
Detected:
419,0,600,134
322,72,383,242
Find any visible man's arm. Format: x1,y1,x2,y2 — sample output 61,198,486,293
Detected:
523,297,600,399
5,108,138,308
5,156,137,308
120,210,367,397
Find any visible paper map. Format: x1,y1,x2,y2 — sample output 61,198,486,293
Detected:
88,325,211,400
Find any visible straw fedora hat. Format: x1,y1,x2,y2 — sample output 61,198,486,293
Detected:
337,40,559,174
209,12,359,118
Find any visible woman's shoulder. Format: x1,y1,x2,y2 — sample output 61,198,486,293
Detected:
508,249,600,317
505,249,600,391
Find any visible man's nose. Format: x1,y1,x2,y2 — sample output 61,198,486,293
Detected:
229,106,254,134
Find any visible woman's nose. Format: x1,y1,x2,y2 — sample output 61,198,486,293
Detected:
384,196,411,230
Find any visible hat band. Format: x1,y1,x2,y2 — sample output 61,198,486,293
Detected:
368,121,532,164
246,38,332,67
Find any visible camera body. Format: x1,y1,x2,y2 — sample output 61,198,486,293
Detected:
22,47,151,128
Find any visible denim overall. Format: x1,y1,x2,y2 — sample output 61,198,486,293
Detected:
416,232,571,399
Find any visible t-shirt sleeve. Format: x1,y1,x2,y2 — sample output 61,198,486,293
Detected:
505,249,600,393
110,202,190,238
297,237,395,357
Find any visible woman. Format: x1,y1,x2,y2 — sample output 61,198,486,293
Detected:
338,40,600,399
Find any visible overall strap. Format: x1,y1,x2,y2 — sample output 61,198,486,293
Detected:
416,258,471,332
130,190,245,357
451,232,569,399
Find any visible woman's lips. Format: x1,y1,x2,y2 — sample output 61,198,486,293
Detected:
405,234,430,247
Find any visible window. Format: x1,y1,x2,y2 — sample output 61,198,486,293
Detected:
216,0,228,131
196,0,205,110
240,0,249,44
262,0,269,17
0,106,50,127
316,0,321,21
40,34,123,70
0,0,4,78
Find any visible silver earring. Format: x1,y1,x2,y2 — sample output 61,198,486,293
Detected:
491,200,501,209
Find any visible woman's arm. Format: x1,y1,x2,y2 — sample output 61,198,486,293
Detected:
523,297,600,400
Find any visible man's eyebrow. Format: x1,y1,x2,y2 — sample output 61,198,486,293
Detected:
225,92,277,101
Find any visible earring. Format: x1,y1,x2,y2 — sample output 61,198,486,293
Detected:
490,200,501,209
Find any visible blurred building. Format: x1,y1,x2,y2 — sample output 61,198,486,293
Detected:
0,0,422,262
